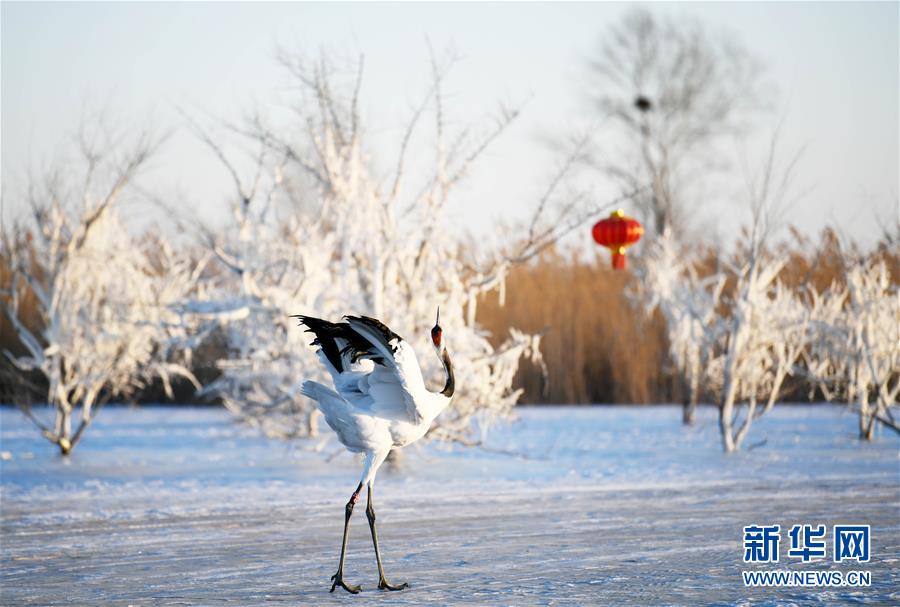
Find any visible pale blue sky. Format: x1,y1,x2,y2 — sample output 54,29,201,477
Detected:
2,2,897,247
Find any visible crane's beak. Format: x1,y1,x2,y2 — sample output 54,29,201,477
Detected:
435,306,440,326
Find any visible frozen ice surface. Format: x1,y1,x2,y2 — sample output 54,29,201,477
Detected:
1,405,898,606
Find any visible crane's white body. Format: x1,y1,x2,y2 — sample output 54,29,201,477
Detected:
299,316,452,487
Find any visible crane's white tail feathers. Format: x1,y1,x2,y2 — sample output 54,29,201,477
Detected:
300,380,345,416
301,380,366,453
300,379,327,401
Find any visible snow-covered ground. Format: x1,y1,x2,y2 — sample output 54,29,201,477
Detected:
1,405,898,606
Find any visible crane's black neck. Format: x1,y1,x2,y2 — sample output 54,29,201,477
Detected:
440,348,455,398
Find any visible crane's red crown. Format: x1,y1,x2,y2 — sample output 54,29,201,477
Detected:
431,326,443,347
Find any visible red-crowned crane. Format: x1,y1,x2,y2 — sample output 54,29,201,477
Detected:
293,309,454,593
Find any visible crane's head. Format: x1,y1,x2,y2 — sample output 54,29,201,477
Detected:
431,306,454,398
430,306,443,350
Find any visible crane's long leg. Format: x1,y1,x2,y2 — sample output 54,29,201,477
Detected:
330,482,363,594
366,485,409,591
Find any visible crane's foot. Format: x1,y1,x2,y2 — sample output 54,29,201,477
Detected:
330,572,361,594
378,577,409,591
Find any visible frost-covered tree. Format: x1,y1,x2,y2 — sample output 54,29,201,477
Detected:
1,130,204,454
806,259,900,440
711,134,812,451
841,260,899,438
191,51,619,443
710,132,810,452
638,130,810,451
637,230,808,450
714,251,812,452
636,231,724,424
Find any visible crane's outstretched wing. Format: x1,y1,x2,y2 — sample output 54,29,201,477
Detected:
343,315,428,425
294,314,427,424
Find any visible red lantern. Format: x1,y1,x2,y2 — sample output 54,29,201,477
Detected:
592,209,644,270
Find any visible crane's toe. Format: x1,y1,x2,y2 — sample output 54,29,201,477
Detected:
378,578,409,591
330,572,361,594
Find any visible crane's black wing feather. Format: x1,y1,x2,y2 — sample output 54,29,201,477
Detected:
292,315,345,371
343,315,403,354
293,314,388,370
